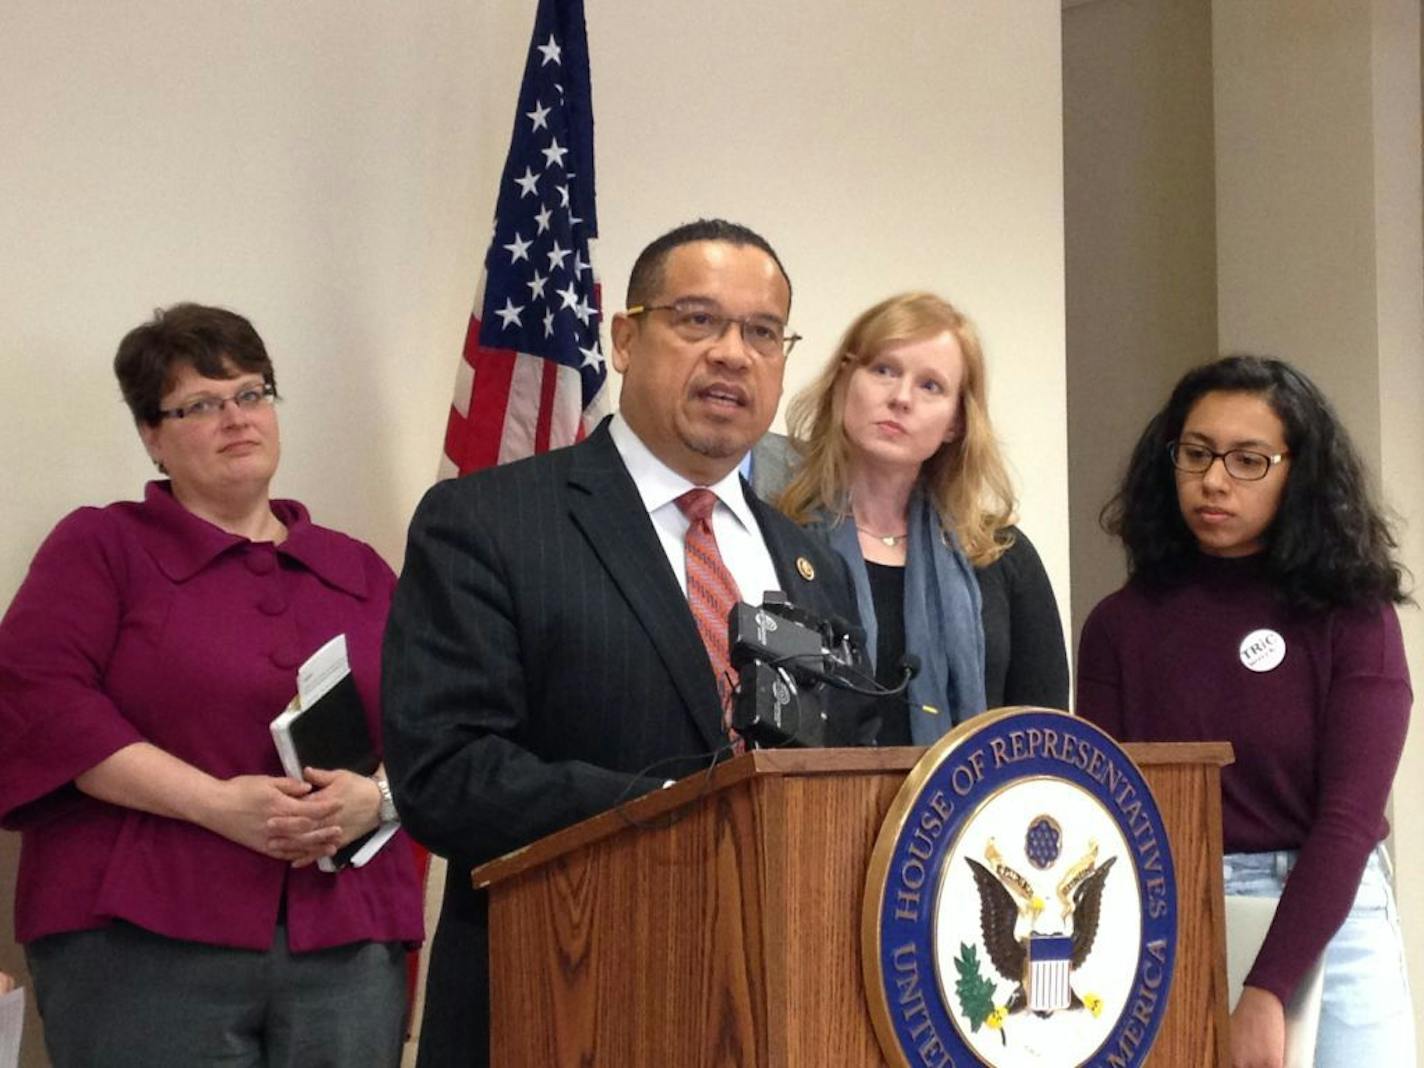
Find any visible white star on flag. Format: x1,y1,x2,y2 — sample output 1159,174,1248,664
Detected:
534,204,553,234
537,34,561,66
541,138,568,170
502,232,532,263
513,167,540,198
546,241,571,271
526,270,549,300
494,298,525,328
556,281,580,310
526,101,550,130
579,344,605,371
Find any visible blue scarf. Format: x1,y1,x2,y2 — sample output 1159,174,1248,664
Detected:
819,494,987,743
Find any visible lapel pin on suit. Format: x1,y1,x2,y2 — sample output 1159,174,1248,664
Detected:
796,556,815,581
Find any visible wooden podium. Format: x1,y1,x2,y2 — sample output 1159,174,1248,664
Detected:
472,743,1233,1066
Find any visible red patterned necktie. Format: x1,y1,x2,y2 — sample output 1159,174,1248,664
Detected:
674,488,745,752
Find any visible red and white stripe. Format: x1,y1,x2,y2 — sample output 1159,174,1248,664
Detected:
439,271,608,480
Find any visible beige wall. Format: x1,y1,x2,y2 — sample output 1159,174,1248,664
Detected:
0,4,1070,1064
1214,1,1382,464
1063,0,1219,652
1373,0,1424,1044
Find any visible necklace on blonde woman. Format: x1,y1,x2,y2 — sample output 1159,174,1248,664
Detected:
856,527,907,547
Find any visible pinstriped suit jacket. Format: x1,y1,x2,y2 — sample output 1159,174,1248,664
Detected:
381,420,862,1066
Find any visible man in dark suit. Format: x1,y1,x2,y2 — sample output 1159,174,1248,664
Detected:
382,219,867,1067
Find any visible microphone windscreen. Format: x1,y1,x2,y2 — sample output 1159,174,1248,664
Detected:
899,653,922,679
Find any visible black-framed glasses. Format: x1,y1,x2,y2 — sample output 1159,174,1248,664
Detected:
1167,441,1288,481
158,382,277,421
626,301,801,359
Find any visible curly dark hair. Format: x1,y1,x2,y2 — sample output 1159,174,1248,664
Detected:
1101,354,1407,611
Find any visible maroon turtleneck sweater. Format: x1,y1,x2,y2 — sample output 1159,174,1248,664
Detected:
1076,553,1410,1005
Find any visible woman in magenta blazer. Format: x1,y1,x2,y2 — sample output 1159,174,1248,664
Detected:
0,304,422,1067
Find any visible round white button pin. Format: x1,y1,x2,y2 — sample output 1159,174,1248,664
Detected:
1239,628,1286,672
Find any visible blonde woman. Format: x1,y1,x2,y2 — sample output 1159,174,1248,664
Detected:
774,292,1067,742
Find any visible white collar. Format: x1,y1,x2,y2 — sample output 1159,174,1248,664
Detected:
608,414,759,533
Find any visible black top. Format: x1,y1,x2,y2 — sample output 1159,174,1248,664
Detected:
866,560,912,745
862,527,1069,745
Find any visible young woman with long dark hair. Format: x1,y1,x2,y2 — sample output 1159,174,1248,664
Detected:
1077,355,1414,1068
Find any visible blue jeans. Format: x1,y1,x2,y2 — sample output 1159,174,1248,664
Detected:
1223,846,1416,1068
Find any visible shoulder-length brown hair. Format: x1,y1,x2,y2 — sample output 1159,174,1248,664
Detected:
777,292,1017,567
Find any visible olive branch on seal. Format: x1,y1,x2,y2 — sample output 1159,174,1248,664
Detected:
953,944,1007,1044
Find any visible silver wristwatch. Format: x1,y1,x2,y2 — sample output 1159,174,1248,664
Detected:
372,774,398,824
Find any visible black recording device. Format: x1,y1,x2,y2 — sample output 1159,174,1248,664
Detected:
727,595,881,748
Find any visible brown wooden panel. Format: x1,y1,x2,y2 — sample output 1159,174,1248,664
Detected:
473,742,1233,890
1125,741,1233,768
482,741,1233,1067
780,772,905,1066
489,780,776,1066
1141,762,1231,1068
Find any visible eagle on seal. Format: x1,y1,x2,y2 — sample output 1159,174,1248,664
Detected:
966,845,1116,1018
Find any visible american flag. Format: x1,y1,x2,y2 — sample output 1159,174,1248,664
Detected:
440,0,607,478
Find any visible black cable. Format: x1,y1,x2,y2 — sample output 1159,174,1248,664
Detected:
760,651,917,698
608,677,743,830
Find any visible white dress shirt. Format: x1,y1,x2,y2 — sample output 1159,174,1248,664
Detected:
608,414,782,605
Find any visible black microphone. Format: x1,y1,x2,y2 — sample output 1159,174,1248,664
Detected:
899,653,921,680
823,613,866,650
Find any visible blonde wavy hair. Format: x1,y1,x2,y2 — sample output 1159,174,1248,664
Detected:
777,292,1017,567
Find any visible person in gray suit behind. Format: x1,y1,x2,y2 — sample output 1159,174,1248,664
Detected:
760,292,1068,744
382,219,871,1067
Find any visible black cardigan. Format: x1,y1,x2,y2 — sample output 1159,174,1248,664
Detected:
975,527,1069,709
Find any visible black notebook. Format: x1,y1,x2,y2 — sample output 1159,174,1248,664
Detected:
270,637,398,871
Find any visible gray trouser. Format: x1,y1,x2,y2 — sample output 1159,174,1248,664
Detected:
27,921,407,1068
